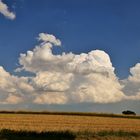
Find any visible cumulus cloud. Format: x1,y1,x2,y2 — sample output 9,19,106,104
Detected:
121,63,140,100
32,71,73,92
15,33,127,104
69,73,125,103
4,94,23,104
38,33,61,46
17,33,114,75
128,63,140,82
0,66,34,104
0,33,140,105
34,92,68,104
0,0,16,20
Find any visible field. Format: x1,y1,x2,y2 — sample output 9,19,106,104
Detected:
0,112,139,139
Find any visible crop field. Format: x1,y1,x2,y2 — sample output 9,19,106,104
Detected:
0,112,139,140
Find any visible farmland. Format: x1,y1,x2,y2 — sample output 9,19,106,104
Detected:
0,112,139,139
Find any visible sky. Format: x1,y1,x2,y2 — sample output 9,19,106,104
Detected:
0,0,140,114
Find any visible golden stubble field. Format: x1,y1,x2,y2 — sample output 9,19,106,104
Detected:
0,114,139,133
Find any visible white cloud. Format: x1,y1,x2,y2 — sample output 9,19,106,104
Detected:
34,92,68,104
128,63,140,82
4,94,23,104
32,71,73,92
38,33,61,46
15,33,127,104
0,0,16,20
0,66,34,104
17,33,114,75
70,73,125,103
121,63,140,100
0,33,140,105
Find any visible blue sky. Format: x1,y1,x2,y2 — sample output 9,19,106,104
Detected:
0,0,140,113
1,0,140,78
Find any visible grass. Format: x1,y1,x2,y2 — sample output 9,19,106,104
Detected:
0,129,139,140
0,129,76,140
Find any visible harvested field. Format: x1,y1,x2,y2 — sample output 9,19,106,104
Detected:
0,113,139,132
0,113,139,139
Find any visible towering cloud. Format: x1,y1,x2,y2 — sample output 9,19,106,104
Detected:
0,0,15,20
0,33,140,105
16,33,126,104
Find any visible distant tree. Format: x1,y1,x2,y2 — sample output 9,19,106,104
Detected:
122,110,136,115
